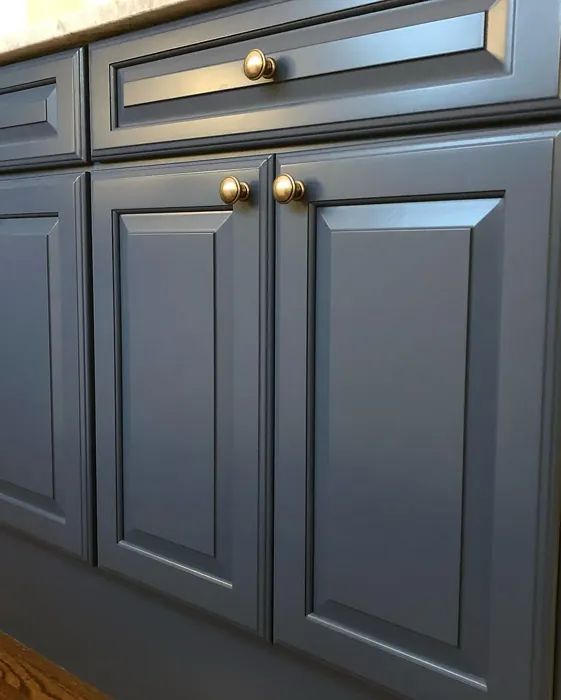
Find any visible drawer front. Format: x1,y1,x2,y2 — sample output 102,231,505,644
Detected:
0,174,92,558
274,133,558,700
90,0,560,158
0,49,86,169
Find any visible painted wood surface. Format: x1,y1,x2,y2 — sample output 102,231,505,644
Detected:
274,132,559,700
0,49,86,170
89,0,561,159
0,173,92,559
91,155,273,634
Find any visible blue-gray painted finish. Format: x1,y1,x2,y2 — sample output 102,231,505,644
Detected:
313,204,474,648
274,135,558,700
0,219,58,500
89,0,561,159
92,156,272,634
120,12,487,107
0,173,91,559
119,212,230,559
0,49,87,169
0,528,402,700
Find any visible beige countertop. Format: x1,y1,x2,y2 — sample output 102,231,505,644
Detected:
0,0,240,64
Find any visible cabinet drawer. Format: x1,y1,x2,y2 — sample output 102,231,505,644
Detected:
90,0,560,158
0,49,86,169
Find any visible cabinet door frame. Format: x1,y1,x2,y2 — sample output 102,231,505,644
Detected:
274,131,561,700
0,172,92,559
92,156,273,635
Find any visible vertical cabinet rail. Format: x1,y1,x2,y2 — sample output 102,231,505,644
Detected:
0,173,91,558
274,134,560,700
92,156,273,634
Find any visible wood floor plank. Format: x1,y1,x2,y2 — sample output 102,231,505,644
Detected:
0,633,108,700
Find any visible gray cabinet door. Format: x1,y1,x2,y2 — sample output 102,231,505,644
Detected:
274,133,560,700
92,157,272,634
0,173,92,558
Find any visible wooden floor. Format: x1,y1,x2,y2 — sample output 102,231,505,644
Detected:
0,633,108,700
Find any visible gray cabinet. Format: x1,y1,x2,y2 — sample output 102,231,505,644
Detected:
0,173,92,558
89,0,561,159
0,49,87,170
92,156,272,634
274,133,560,700
2,1,561,697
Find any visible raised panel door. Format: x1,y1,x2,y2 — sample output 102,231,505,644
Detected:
92,156,272,633
274,133,559,700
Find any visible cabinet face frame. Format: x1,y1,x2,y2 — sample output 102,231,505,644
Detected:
89,0,561,160
274,133,561,700
92,156,273,635
0,173,92,559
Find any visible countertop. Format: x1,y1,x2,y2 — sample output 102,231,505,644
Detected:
0,0,240,64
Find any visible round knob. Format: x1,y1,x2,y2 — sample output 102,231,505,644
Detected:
219,176,250,204
243,49,276,81
272,174,305,203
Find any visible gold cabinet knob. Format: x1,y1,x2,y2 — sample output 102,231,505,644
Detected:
272,174,305,203
219,176,250,204
243,48,276,81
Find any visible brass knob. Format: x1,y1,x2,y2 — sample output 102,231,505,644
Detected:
243,49,276,81
273,174,305,203
219,176,250,204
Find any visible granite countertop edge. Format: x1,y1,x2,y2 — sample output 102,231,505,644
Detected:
0,0,240,65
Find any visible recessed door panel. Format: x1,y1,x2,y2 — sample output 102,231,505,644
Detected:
93,158,272,633
274,135,557,700
120,213,228,560
313,205,474,647
0,50,86,169
0,220,56,500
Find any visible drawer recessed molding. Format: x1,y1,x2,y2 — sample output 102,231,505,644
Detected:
122,3,508,108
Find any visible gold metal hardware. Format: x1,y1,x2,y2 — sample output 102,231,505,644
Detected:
219,176,250,204
272,174,305,203
243,49,276,81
